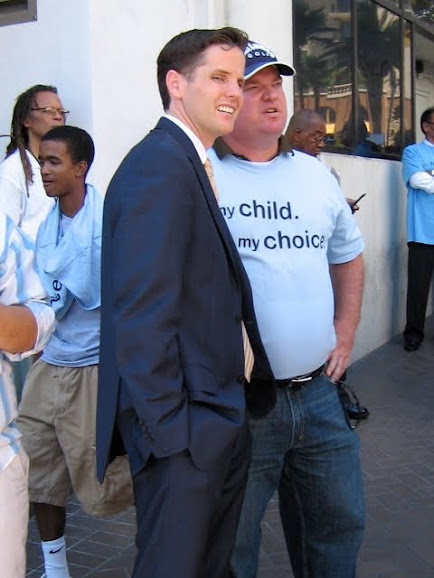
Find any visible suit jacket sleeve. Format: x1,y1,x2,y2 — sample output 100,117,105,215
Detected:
104,140,194,459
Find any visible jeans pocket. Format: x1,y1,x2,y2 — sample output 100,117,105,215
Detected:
322,374,358,431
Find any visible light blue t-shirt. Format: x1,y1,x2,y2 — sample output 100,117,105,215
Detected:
42,297,100,366
209,148,364,379
402,140,434,244
37,187,102,367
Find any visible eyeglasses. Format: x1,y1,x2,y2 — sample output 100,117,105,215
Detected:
31,107,70,117
311,135,327,144
424,121,434,126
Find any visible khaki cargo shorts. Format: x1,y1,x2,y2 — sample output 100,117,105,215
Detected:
18,359,133,516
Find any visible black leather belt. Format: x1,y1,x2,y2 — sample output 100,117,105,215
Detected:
275,364,325,390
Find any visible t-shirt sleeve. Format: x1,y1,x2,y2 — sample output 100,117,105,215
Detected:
327,189,365,265
402,145,424,187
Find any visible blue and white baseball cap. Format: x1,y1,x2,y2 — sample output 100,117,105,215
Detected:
244,41,295,80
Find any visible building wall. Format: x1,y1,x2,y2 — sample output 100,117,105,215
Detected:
322,153,410,361
0,0,295,191
0,0,432,362
0,0,92,165
87,0,195,191
0,0,221,190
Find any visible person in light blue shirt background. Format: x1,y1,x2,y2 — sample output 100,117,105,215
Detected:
18,126,132,578
402,106,434,352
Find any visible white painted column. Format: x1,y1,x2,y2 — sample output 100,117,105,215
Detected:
227,0,295,117
187,0,228,28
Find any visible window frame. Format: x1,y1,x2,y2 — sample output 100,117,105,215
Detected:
292,0,434,159
0,0,37,28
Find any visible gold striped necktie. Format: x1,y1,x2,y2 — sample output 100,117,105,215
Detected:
203,158,254,381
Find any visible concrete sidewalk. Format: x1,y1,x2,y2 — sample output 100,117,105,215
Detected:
26,319,434,577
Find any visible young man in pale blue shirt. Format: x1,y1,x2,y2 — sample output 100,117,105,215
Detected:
18,126,132,578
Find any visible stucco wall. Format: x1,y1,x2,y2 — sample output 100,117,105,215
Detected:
322,153,409,361
0,0,225,191
0,0,92,164
0,0,294,192
87,0,202,192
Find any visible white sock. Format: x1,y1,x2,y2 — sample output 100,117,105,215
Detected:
41,536,70,578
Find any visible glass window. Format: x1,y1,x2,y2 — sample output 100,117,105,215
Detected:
293,0,353,149
405,0,434,28
403,21,413,147
356,0,401,157
292,0,418,159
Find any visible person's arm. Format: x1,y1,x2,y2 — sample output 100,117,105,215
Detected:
0,213,55,358
402,145,434,193
0,304,37,353
326,254,364,381
409,171,434,193
105,146,193,458
346,198,360,213
0,301,54,357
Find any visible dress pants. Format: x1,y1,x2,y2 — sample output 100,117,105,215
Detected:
405,241,434,340
132,423,250,578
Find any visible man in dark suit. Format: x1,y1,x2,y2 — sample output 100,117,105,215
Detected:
96,28,274,578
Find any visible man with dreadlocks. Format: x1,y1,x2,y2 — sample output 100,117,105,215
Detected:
0,85,67,240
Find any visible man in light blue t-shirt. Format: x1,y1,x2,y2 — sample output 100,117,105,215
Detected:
402,107,434,352
18,126,132,578
210,41,365,578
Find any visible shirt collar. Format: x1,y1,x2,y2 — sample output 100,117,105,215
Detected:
423,139,434,148
212,136,292,161
164,114,208,163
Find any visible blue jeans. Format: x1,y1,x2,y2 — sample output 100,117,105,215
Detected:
231,374,365,578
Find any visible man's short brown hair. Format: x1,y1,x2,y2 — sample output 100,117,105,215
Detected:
157,27,248,111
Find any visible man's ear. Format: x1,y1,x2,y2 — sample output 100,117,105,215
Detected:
292,129,303,146
166,69,184,101
75,160,88,179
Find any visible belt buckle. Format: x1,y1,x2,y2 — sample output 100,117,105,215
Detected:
290,375,314,384
288,364,324,387
287,375,311,390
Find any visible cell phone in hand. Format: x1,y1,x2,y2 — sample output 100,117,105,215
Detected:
353,193,366,205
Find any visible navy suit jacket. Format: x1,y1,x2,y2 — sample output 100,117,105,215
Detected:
96,117,274,481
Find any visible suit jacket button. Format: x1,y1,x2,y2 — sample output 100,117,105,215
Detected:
235,316,242,324
237,375,246,384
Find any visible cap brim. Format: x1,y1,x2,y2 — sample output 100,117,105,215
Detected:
244,61,295,80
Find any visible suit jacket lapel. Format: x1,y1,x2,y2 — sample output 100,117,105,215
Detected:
155,117,243,286
192,155,244,283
